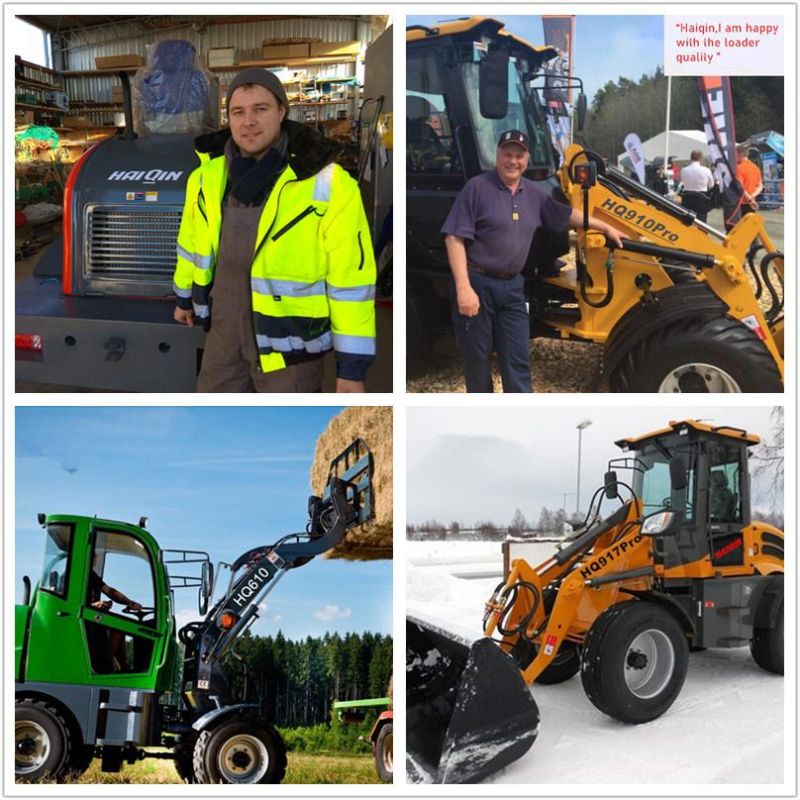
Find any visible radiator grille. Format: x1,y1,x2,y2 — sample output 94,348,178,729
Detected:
86,205,183,280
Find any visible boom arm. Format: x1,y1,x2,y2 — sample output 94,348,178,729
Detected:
192,439,373,690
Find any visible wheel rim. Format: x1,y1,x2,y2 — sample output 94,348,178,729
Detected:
381,732,393,774
15,720,50,774
658,364,742,393
624,629,675,699
217,734,269,783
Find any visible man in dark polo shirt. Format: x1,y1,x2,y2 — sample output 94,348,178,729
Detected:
442,129,625,392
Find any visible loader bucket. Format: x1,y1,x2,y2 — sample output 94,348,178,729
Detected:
406,617,539,784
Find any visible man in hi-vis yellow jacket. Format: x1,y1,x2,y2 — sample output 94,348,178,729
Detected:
173,68,376,392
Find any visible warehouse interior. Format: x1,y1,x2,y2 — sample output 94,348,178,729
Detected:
14,14,393,392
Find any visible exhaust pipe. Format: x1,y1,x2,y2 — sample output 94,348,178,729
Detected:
406,616,539,783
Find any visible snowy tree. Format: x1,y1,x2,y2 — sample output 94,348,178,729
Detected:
508,508,528,535
751,407,784,505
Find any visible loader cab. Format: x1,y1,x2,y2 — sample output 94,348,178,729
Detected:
619,421,756,570
20,515,171,689
406,18,570,324
406,19,555,181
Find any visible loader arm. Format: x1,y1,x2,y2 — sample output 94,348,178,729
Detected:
551,145,784,373
482,499,655,683
192,439,373,690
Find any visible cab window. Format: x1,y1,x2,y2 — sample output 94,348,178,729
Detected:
88,530,155,615
708,444,743,523
407,50,460,175
39,523,73,599
85,530,157,675
639,445,697,522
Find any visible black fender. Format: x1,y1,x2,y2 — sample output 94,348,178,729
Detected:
603,283,729,380
619,589,697,638
753,574,783,629
191,703,261,733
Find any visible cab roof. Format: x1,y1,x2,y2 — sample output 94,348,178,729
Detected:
407,16,558,67
615,419,760,450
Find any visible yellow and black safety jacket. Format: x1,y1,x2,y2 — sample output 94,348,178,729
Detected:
173,121,376,380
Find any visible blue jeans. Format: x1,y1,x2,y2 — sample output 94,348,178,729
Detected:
451,271,532,393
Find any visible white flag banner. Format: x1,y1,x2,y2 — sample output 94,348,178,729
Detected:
623,132,646,184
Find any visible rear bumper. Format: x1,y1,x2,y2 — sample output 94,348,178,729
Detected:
16,277,204,392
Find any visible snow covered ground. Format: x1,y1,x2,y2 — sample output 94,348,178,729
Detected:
406,541,785,785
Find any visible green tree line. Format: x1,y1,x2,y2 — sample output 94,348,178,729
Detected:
583,71,783,161
222,631,393,728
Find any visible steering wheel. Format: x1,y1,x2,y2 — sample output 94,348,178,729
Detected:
123,605,155,622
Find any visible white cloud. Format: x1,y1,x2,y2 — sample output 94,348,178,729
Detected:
313,604,352,622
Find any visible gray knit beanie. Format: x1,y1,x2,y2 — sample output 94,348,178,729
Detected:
226,67,288,109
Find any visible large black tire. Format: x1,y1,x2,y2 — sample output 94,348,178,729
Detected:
192,718,287,784
66,744,95,779
609,314,783,393
375,722,393,783
580,602,689,724
536,641,582,684
15,699,72,782
536,587,581,684
751,601,783,674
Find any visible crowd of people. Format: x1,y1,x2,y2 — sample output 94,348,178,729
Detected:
642,144,772,230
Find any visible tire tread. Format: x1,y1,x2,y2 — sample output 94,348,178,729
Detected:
610,313,782,393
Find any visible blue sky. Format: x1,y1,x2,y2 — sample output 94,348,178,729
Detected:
15,407,392,641
407,15,664,104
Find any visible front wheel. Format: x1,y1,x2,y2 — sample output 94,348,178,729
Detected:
375,722,393,783
192,718,286,784
609,315,783,393
15,699,72,781
580,602,688,723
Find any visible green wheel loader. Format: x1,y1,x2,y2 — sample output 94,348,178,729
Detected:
15,439,373,784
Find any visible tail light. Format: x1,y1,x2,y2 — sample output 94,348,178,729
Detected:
16,334,43,352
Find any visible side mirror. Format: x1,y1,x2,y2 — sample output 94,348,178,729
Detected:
576,93,587,131
479,48,509,119
670,456,688,491
641,509,684,538
199,560,214,616
604,470,619,499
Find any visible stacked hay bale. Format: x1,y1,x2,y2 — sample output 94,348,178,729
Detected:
311,407,392,560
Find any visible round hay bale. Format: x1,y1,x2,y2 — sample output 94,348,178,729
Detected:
311,407,392,560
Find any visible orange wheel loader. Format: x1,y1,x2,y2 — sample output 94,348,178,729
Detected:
406,420,783,783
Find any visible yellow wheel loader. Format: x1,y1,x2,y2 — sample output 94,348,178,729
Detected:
406,17,784,391
407,421,784,782
556,150,783,391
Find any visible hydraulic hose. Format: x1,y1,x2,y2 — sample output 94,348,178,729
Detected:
485,580,541,637
746,243,765,300
579,254,615,308
759,252,784,322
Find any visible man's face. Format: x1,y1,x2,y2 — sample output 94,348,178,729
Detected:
496,143,529,183
229,84,286,159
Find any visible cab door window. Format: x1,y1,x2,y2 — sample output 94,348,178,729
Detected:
708,445,743,524
85,530,156,675
407,50,460,175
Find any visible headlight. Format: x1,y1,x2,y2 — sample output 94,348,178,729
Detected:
642,511,678,535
